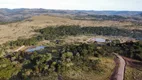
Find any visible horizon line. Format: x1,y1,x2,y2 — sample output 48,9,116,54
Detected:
0,8,142,12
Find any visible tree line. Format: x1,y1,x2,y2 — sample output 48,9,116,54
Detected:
3,25,142,48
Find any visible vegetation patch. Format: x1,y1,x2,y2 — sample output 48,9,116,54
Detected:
125,66,142,80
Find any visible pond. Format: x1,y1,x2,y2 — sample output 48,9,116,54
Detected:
95,38,106,42
25,46,45,52
91,38,106,42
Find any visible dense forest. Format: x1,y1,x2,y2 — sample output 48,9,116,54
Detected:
117,41,142,61
1,43,113,80
37,25,142,40
1,40,142,79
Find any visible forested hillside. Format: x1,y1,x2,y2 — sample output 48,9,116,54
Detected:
0,8,142,22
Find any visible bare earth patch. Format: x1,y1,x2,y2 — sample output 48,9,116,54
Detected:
123,56,142,80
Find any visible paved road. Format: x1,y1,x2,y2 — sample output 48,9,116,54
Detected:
110,53,126,80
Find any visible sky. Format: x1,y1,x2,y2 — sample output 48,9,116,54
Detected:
0,0,142,11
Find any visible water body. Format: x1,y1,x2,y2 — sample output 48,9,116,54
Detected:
91,38,106,42
25,46,45,52
95,38,106,42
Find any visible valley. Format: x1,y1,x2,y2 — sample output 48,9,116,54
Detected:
0,9,142,80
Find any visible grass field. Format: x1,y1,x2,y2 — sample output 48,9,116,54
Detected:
0,15,139,44
125,66,142,80
63,57,115,80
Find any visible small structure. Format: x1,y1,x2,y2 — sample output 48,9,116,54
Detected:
88,38,106,43
25,46,45,53
15,45,25,52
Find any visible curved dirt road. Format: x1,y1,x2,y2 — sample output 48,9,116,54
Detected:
110,53,126,80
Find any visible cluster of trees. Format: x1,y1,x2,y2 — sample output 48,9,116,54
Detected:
116,41,142,61
37,25,142,40
88,15,127,21
0,20,23,25
1,39,142,79
4,36,43,48
7,43,113,80
4,25,142,47
0,58,20,79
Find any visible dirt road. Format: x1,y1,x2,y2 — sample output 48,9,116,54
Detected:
110,53,126,80
15,45,25,52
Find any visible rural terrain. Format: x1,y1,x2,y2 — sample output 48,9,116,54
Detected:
0,9,142,80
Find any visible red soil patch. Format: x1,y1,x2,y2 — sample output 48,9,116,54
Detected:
122,56,142,70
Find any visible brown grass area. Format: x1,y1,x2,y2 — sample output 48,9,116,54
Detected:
63,57,115,80
29,15,133,27
0,23,36,44
123,57,142,80
125,66,142,80
0,15,138,44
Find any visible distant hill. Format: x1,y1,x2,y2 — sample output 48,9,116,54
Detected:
0,8,142,22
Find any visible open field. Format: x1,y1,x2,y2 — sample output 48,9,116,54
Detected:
0,15,140,44
125,66,142,80
63,57,115,80
123,56,142,80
